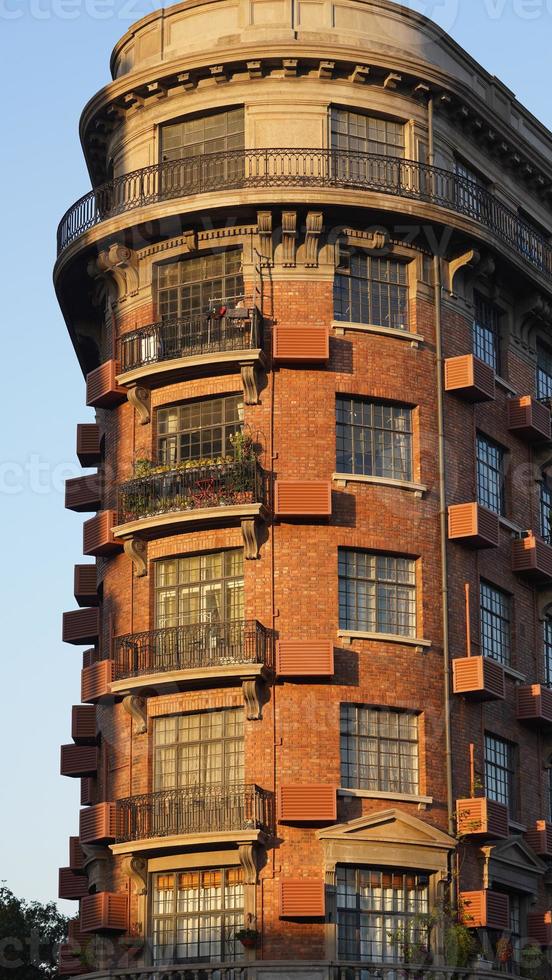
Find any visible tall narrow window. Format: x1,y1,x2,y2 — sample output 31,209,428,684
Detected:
541,482,552,544
331,109,405,158
473,292,501,372
336,867,429,963
336,397,413,481
454,159,486,217
544,618,552,687
157,251,244,321
152,867,244,965
476,433,505,515
153,708,244,792
537,343,552,401
157,394,244,466
155,550,244,629
479,581,511,666
340,704,419,794
160,108,244,161
334,252,409,329
485,733,516,812
338,550,417,637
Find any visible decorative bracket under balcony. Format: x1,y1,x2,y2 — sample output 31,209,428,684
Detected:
113,505,268,561
122,695,147,734
123,538,147,577
127,385,151,425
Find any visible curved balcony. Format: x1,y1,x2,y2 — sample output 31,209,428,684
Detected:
118,307,264,390
54,962,475,978
57,148,552,289
112,783,273,855
110,619,272,696
112,459,268,557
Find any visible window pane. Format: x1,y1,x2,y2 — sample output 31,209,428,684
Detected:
334,252,409,329
339,549,416,637
479,581,511,666
153,867,244,964
340,705,419,793
153,708,244,792
157,250,244,321
336,397,413,481
158,394,244,465
473,292,500,371
485,733,515,811
476,433,505,515
537,343,552,401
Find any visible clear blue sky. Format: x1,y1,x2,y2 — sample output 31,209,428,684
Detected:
0,0,551,912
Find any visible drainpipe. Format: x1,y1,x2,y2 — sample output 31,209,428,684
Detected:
428,95,435,167
434,254,454,838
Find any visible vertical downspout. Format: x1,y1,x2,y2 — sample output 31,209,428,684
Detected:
434,254,455,837
428,95,435,166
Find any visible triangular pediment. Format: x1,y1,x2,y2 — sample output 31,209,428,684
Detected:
486,836,547,874
317,808,456,851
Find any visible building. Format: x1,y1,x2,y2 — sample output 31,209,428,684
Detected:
55,0,552,975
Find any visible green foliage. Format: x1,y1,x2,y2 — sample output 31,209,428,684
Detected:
0,884,69,979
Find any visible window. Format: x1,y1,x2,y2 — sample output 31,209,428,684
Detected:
331,109,405,158
152,867,244,965
336,866,430,963
153,708,244,792
160,108,244,162
157,394,244,466
157,251,244,321
544,617,552,687
454,159,486,217
547,764,552,823
334,252,409,329
335,397,413,481
476,433,505,515
485,733,516,812
473,292,501,371
340,705,419,794
338,550,417,637
155,550,244,629
508,894,522,966
541,482,552,544
537,343,552,401
479,581,511,667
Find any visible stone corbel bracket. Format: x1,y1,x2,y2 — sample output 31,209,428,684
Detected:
124,537,148,577
82,845,111,892
239,842,266,885
281,211,297,267
122,855,148,896
94,243,140,305
241,517,264,559
127,385,151,425
242,674,270,721
257,211,273,264
447,248,480,293
304,211,323,267
240,362,262,406
122,694,148,734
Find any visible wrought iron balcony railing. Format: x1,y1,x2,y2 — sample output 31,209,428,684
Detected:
116,784,273,842
119,307,262,374
113,619,272,680
57,148,552,288
118,459,266,524
59,962,478,979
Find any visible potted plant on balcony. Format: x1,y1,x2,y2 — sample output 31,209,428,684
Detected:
520,943,545,979
496,937,514,964
235,925,260,949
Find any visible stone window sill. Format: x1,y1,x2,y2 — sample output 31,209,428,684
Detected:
338,788,433,805
333,473,427,496
331,320,423,346
338,630,431,650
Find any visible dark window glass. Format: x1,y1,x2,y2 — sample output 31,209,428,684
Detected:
544,618,552,687
160,108,244,162
334,252,409,329
485,733,516,812
331,109,405,157
338,550,416,637
537,343,552,401
480,581,511,666
157,394,243,465
153,708,244,792
473,292,501,371
152,867,244,965
336,397,413,481
476,433,505,515
340,705,419,793
157,251,244,321
454,159,486,217
541,483,552,544
336,866,429,963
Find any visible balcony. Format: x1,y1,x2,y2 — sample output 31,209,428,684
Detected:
276,639,334,677
80,892,128,933
452,656,505,702
86,360,126,408
118,307,264,392
526,820,552,857
50,964,482,979
83,510,122,557
57,151,552,296
111,619,272,696
272,325,329,363
62,607,99,645
74,564,98,607
76,423,102,467
517,684,552,730
60,744,99,778
80,802,120,845
512,533,552,583
113,459,267,553
456,798,509,840
58,867,88,901
444,354,495,402
65,473,102,512
81,660,113,703
71,705,97,744
508,396,551,442
447,503,499,549
114,784,273,850
460,890,509,930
